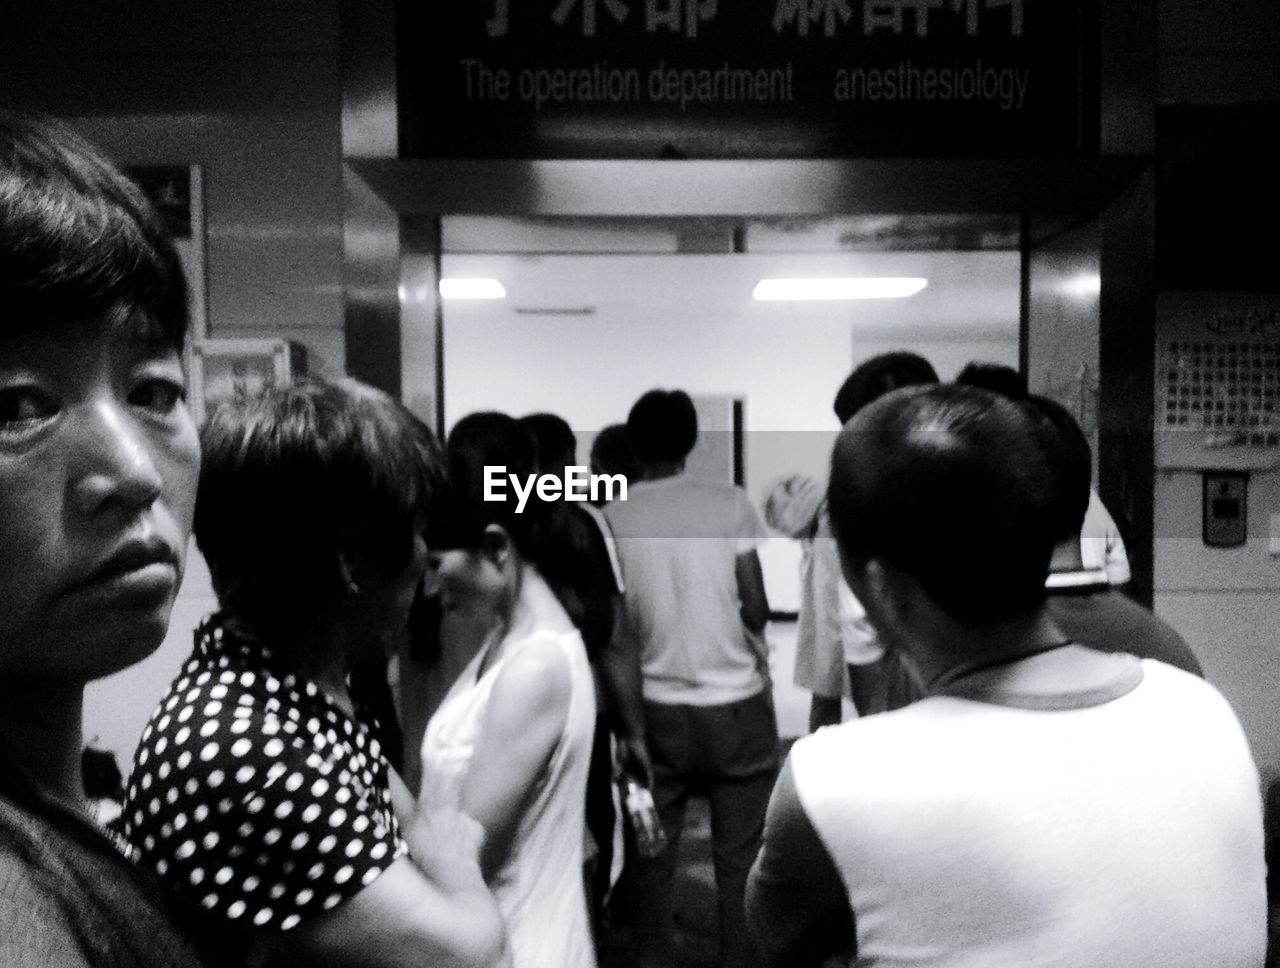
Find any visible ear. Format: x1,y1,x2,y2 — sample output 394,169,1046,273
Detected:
479,523,514,570
860,557,915,632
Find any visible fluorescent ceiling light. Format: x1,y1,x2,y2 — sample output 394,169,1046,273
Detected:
1061,272,1101,300
439,277,507,300
753,277,928,301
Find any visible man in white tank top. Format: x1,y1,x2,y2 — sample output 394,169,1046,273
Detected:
746,383,1267,968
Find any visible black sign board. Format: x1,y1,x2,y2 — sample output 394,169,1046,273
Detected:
399,0,1090,159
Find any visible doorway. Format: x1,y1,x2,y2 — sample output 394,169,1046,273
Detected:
360,157,1134,968
429,214,1022,730
436,215,1022,483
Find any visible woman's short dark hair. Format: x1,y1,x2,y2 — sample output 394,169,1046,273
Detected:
828,383,1057,624
0,111,188,349
194,379,444,625
627,389,698,464
833,352,938,425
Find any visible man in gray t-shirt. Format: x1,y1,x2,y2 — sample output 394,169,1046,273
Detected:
605,388,775,968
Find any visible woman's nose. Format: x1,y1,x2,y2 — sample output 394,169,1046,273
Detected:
69,398,165,515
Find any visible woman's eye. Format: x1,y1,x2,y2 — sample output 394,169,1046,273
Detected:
129,378,186,414
0,386,56,428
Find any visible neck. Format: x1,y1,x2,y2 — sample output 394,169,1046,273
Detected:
641,460,684,481
906,606,1070,693
0,679,86,804
226,611,354,715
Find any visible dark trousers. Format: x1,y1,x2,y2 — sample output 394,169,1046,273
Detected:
631,690,779,968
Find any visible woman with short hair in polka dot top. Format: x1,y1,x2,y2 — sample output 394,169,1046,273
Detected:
124,380,510,968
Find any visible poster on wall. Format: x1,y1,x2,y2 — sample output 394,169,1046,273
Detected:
1154,292,1280,472
189,338,307,425
400,0,1089,159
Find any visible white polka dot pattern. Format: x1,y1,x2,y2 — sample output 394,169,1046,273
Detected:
124,617,406,935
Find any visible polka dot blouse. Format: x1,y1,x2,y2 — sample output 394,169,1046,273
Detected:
123,616,407,934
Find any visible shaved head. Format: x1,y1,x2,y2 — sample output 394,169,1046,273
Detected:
828,383,1057,624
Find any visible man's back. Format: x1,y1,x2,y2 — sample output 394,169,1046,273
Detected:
604,475,765,705
787,656,1265,967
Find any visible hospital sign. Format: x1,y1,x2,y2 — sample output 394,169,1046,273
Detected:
401,0,1089,158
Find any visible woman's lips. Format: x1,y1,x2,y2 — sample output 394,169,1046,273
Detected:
68,539,180,599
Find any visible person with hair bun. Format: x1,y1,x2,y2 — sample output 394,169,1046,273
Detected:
1024,393,1203,676
956,360,1133,589
953,365,1194,674
419,412,598,968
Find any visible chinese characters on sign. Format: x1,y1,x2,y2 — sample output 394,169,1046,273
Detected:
549,0,629,37
486,0,1024,38
407,0,1083,157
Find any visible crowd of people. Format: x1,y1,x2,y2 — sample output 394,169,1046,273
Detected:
0,111,1272,968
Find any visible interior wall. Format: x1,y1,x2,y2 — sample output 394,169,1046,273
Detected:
1158,0,1280,103
1026,222,1102,460
0,1,346,768
1153,465,1280,786
1151,0,1280,783
0,4,347,378
400,251,443,429
1151,293,1280,785
442,252,1019,489
441,251,1019,606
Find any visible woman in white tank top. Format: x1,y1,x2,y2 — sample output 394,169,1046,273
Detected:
418,413,599,968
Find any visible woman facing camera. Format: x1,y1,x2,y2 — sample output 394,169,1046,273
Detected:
0,113,205,965
123,381,509,968
421,412,598,968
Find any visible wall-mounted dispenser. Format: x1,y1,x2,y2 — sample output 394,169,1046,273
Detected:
1202,471,1249,548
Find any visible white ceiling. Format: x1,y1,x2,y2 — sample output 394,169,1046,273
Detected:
440,250,1021,340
